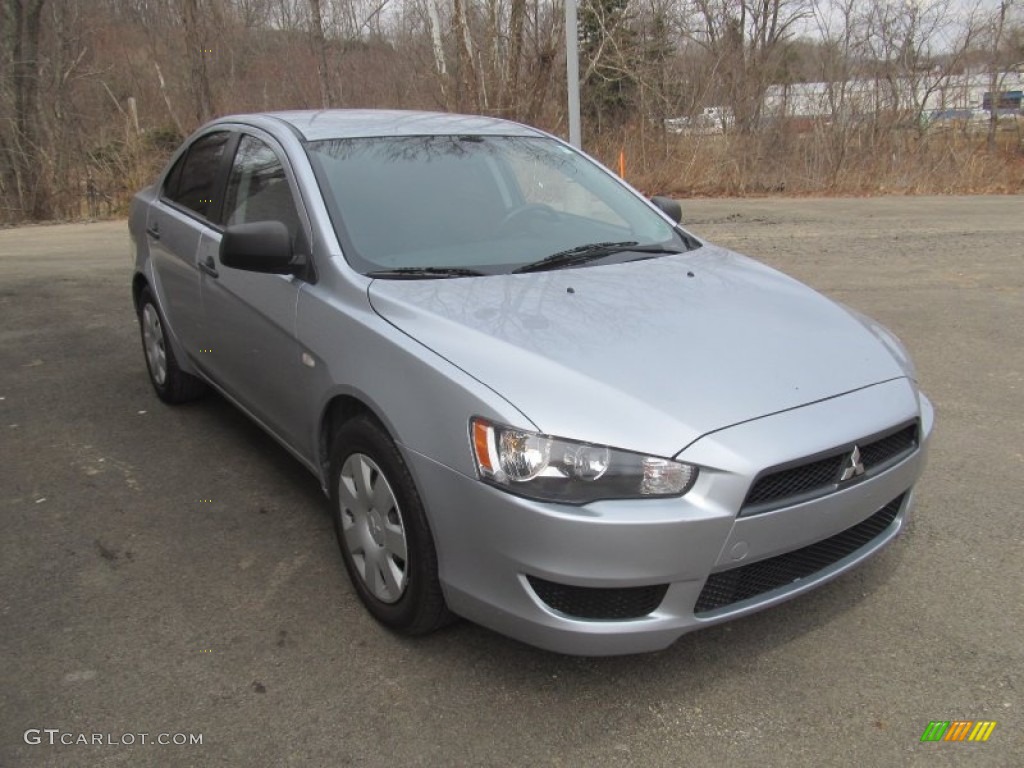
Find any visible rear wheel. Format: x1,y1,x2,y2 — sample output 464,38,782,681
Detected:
329,416,451,635
137,286,206,404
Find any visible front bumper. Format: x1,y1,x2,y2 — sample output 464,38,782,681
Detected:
406,379,934,655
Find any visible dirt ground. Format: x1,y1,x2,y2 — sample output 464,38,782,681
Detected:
1,196,1021,767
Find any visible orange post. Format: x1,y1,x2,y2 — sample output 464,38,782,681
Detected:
618,149,625,178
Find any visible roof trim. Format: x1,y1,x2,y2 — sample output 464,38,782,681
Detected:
212,109,547,142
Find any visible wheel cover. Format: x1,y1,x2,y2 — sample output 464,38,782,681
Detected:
142,304,167,386
338,453,409,603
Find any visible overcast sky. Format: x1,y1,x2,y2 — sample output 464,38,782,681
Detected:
794,0,1019,44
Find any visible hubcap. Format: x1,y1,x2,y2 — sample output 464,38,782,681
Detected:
142,304,167,385
338,453,408,603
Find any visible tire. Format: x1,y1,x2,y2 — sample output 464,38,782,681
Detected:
137,286,206,404
329,415,452,635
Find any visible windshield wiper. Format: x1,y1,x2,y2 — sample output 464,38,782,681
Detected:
512,241,683,274
366,266,486,279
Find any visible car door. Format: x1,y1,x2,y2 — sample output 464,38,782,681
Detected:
147,131,234,358
199,131,315,459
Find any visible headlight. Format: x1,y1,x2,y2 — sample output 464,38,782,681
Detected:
470,418,698,504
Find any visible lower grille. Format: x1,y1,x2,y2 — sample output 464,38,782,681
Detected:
695,493,905,614
527,576,668,620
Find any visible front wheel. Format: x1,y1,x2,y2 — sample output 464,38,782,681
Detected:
329,416,452,635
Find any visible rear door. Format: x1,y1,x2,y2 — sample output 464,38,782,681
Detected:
146,131,234,360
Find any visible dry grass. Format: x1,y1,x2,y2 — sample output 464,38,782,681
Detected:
591,123,1024,198
45,122,1024,223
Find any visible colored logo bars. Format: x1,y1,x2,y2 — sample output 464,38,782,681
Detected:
920,721,997,742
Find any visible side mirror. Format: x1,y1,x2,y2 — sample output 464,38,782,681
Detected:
220,220,301,274
650,196,682,224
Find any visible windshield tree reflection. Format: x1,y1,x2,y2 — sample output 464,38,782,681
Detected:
306,135,695,276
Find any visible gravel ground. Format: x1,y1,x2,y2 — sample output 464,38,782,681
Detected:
1,196,1021,767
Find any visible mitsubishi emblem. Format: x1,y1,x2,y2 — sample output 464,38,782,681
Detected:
840,445,865,482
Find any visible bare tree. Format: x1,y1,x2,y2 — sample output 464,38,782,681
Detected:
2,0,48,218
983,0,1017,147
1,0,1022,223
506,0,528,116
181,0,216,123
861,0,971,129
451,0,480,111
424,0,450,105
310,0,337,107
687,0,812,132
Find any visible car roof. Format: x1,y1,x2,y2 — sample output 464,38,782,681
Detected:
218,109,548,142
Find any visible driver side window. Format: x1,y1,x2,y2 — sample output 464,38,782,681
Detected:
223,135,303,248
506,152,627,228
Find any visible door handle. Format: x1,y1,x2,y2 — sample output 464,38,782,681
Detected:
198,255,219,279
146,224,160,240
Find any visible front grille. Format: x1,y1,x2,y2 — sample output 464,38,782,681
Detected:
744,454,845,507
527,576,668,620
742,422,918,513
695,493,905,614
859,424,918,468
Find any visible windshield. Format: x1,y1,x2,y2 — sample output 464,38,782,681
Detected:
305,135,697,276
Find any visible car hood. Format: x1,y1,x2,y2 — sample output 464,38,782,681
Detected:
367,246,907,457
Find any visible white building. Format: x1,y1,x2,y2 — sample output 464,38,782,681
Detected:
764,70,1024,119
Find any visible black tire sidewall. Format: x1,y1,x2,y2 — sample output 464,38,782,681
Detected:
137,287,174,399
137,286,204,404
328,416,445,633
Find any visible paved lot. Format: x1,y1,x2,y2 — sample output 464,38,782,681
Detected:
1,196,1021,767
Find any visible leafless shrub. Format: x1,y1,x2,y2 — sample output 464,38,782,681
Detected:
0,0,1020,223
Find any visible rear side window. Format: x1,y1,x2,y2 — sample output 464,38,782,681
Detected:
163,131,231,219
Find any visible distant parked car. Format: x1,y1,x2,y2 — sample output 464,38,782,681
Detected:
665,107,734,135
925,108,985,131
928,108,977,122
130,110,933,655
980,108,1024,129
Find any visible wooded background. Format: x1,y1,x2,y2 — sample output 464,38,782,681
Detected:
2,0,1022,223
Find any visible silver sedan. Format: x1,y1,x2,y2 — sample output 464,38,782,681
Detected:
129,110,933,655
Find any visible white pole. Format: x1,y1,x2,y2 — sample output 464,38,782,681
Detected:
565,0,582,148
